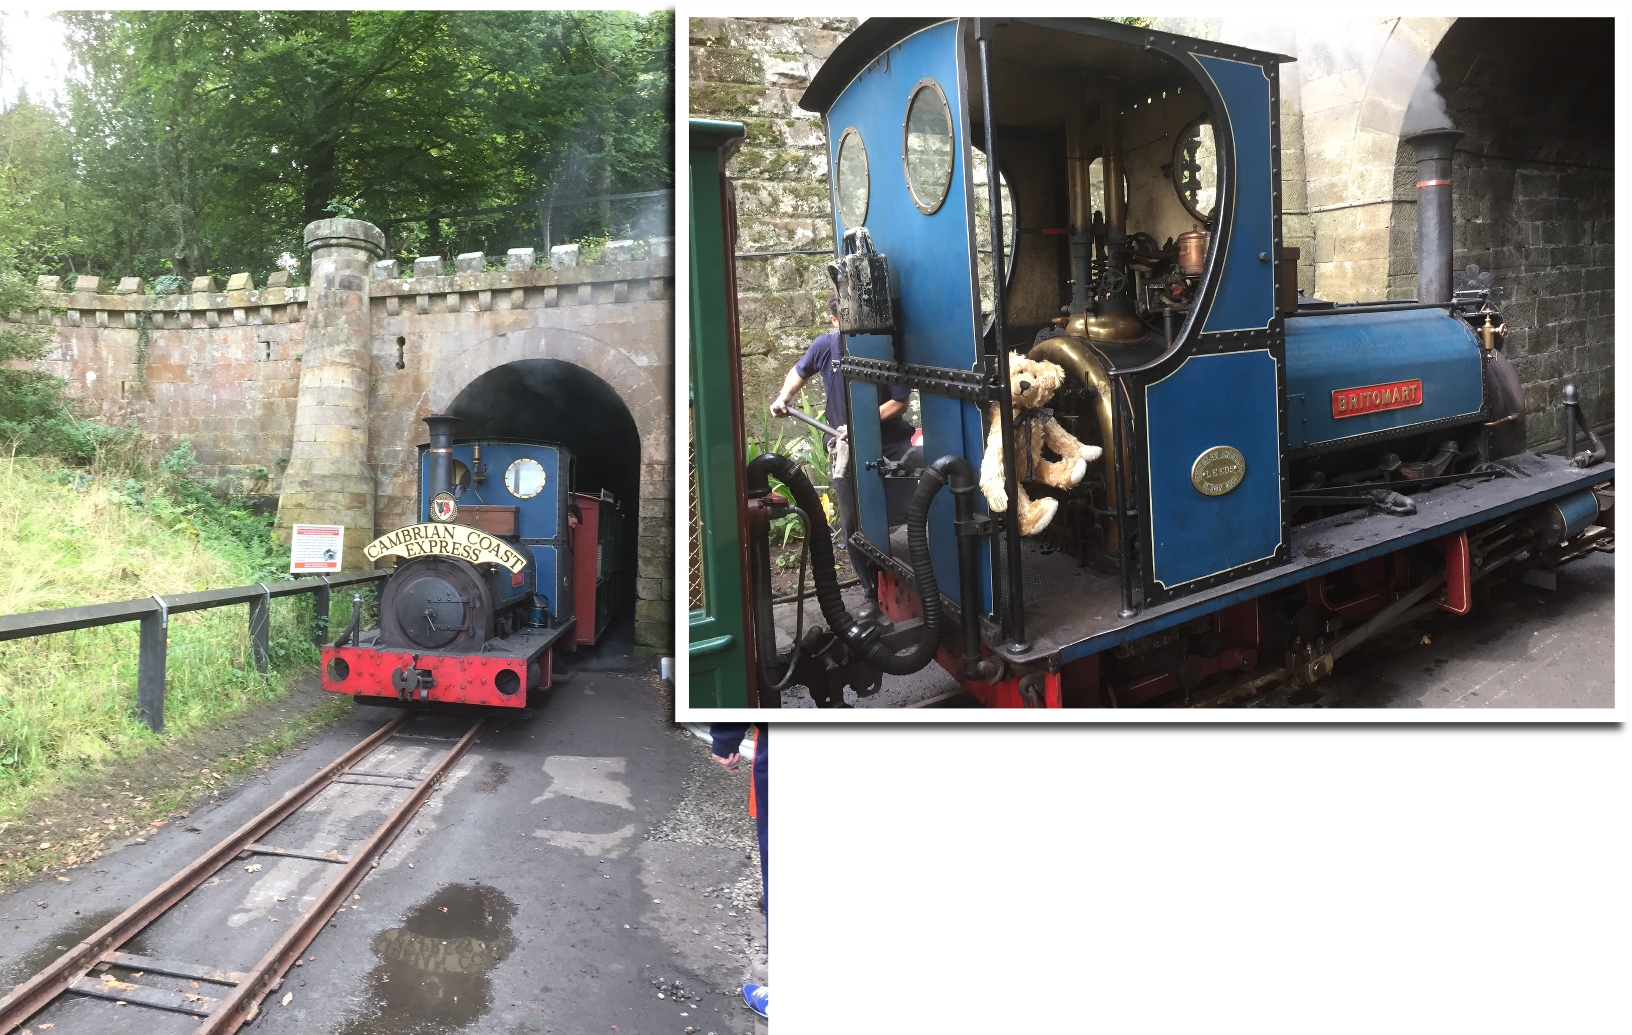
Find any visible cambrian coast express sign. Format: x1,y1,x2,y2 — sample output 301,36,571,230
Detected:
364,523,529,571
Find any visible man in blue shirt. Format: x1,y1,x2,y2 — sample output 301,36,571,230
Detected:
771,292,914,617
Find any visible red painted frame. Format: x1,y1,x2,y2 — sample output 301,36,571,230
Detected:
320,642,551,708
572,492,600,645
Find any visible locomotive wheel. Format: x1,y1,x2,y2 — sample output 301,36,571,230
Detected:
380,557,495,652
1284,605,1329,687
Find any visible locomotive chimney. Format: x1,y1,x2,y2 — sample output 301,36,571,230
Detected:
1405,129,1462,304
424,413,461,498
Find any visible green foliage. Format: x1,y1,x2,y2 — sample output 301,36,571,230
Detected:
0,368,135,464
38,10,673,282
0,452,318,806
744,390,837,545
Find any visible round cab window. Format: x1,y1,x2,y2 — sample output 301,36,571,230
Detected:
835,127,869,228
505,458,547,499
1173,118,1219,223
903,79,954,214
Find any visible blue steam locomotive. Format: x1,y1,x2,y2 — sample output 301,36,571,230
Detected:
323,415,625,708
707,17,1612,708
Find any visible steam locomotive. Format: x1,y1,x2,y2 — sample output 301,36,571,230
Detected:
688,17,1613,708
321,414,627,708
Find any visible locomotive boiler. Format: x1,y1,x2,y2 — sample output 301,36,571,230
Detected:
687,17,1613,708
322,414,627,708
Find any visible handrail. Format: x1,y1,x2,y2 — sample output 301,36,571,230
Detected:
0,569,389,733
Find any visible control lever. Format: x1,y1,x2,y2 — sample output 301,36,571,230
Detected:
780,405,844,441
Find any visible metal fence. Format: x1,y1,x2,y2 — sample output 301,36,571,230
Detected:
0,570,388,734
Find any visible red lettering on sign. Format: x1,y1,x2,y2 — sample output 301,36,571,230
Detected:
1332,378,1423,419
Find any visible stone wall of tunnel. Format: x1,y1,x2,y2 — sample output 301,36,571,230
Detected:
1386,18,1614,448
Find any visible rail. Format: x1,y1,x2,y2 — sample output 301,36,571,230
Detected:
0,570,389,734
0,715,485,1033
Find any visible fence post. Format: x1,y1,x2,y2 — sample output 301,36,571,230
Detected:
313,577,332,647
138,597,168,733
249,586,271,675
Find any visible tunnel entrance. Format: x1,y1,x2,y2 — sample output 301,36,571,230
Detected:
1387,18,1613,446
447,358,640,660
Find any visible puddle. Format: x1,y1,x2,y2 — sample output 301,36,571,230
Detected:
473,761,512,795
3,906,152,986
337,884,517,1035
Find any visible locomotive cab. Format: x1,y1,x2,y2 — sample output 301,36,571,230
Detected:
803,18,1296,632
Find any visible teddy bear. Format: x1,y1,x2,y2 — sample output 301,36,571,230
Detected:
979,352,1102,536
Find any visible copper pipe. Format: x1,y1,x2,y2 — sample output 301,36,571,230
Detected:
1177,229,1208,277
1066,80,1094,235
1101,78,1125,240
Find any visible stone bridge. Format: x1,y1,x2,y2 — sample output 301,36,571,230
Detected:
28,218,675,651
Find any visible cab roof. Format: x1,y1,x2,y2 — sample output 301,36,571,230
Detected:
799,17,1293,116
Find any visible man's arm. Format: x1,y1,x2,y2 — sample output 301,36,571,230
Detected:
878,398,908,421
770,366,808,417
711,723,750,774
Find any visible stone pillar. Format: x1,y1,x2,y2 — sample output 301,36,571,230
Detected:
276,218,386,570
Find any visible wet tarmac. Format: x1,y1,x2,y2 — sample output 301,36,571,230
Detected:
0,658,764,1034
336,883,517,1035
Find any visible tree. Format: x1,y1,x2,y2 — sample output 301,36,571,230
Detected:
54,10,673,282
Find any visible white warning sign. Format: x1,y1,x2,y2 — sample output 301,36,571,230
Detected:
290,524,344,574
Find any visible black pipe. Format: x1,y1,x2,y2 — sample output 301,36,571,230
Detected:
948,466,984,680
1562,383,1607,467
1113,381,1137,619
1284,301,1455,318
976,19,1028,654
424,413,461,499
1404,129,1462,305
747,452,979,677
335,592,362,648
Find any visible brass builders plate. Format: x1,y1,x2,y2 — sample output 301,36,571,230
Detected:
1191,445,1246,496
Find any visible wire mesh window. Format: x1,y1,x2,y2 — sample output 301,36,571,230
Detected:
687,403,707,614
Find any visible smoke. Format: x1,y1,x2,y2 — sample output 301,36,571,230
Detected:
1400,58,1454,137
446,358,642,604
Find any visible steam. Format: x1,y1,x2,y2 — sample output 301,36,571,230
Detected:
1400,58,1454,137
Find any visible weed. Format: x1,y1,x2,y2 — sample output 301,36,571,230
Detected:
0,449,317,819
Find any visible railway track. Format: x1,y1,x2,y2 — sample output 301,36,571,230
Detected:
0,715,485,1034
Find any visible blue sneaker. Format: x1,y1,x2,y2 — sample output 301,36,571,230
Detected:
741,983,768,1018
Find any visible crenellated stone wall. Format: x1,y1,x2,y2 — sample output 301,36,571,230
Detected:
24,230,676,651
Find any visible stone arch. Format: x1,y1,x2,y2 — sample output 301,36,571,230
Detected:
1385,18,1614,446
428,324,671,462
1297,17,1454,301
421,324,673,652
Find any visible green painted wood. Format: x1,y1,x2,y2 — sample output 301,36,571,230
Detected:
687,119,753,708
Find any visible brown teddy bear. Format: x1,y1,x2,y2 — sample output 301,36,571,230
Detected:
979,353,1101,536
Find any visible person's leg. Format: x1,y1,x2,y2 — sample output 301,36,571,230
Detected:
754,741,768,914
741,736,769,1019
831,471,878,603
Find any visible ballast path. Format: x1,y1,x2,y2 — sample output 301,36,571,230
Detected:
0,714,486,1035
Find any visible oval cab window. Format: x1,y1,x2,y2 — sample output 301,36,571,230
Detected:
505,458,547,499
835,127,869,228
903,79,953,214
1173,118,1219,223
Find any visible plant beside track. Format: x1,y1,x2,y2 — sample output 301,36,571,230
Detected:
0,450,362,868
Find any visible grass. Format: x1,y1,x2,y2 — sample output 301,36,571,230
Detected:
0,694,354,887
0,449,326,824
